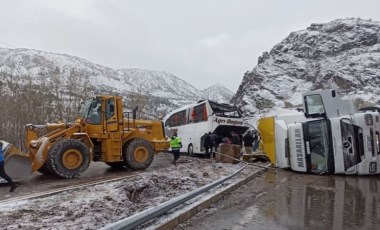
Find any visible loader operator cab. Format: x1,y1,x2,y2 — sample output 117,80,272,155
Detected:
78,96,122,134
78,97,118,127
79,98,102,125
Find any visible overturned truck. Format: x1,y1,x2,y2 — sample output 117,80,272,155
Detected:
258,89,380,175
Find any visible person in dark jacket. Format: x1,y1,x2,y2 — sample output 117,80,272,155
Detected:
209,132,218,158
252,132,259,151
0,142,17,192
243,131,255,155
231,131,240,145
203,132,212,158
170,132,182,166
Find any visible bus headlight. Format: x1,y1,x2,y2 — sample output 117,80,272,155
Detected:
365,114,373,126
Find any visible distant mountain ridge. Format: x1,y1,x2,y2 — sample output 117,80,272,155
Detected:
232,18,380,120
0,47,233,119
201,83,234,103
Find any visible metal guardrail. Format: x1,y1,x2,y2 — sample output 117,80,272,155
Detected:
102,164,249,230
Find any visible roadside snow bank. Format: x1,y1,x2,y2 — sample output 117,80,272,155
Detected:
0,159,250,230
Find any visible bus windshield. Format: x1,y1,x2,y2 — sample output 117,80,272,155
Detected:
209,101,242,118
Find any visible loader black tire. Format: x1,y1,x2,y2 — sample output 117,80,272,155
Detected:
48,139,90,179
39,138,66,175
37,163,54,175
123,138,154,170
106,162,125,169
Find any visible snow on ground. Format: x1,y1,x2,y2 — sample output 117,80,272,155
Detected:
0,159,250,230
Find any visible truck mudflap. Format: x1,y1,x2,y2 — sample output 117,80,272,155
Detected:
2,141,33,182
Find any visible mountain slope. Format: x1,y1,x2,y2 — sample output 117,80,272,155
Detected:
232,18,380,118
0,47,232,119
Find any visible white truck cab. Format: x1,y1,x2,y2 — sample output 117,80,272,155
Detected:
259,89,380,175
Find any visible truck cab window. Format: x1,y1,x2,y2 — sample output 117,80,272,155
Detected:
305,94,326,117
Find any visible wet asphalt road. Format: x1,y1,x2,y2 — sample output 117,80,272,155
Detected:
177,169,380,230
0,152,181,201
2,156,380,230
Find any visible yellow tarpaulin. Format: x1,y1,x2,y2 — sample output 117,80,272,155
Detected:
258,117,276,165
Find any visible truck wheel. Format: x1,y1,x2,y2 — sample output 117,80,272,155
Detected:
48,139,90,178
188,144,194,157
106,162,125,169
123,139,154,170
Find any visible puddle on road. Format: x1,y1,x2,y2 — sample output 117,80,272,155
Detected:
259,172,380,230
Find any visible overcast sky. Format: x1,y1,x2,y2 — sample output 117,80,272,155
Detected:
0,0,379,92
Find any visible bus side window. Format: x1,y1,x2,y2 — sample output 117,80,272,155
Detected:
168,110,187,127
187,108,193,124
178,110,186,125
174,114,178,125
193,104,207,123
168,114,175,127
203,105,208,121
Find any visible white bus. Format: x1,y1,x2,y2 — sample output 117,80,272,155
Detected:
163,100,249,156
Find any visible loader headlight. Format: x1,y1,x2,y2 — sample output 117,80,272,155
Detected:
30,140,39,148
365,114,373,126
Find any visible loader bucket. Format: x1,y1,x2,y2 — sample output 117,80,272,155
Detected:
2,141,33,182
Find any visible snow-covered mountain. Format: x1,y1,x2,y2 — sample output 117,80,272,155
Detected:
0,47,232,119
232,18,380,119
201,83,234,103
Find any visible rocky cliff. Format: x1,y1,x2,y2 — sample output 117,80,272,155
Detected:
232,18,380,118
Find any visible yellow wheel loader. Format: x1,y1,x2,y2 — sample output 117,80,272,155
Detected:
1,95,170,180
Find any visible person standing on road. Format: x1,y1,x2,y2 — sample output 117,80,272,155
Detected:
0,142,17,192
203,132,212,158
252,132,259,151
243,131,255,155
210,132,217,158
170,132,182,166
231,131,240,145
